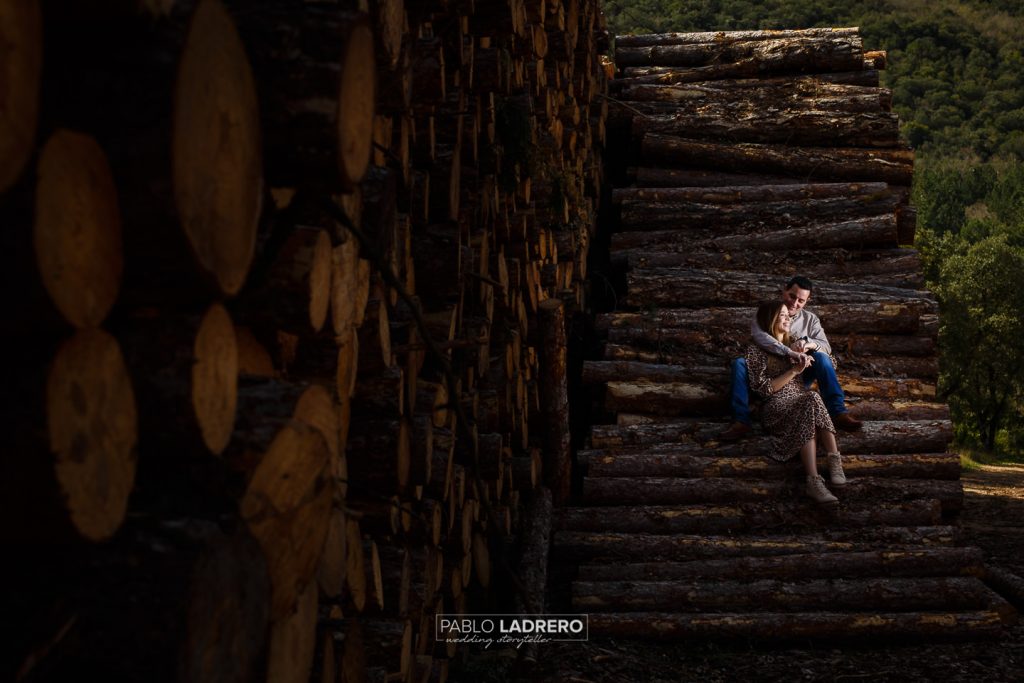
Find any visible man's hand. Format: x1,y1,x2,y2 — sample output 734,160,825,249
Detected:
790,338,819,353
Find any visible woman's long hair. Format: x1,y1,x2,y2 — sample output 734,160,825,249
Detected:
756,300,792,346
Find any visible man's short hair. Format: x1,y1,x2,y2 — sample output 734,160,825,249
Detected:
785,276,814,292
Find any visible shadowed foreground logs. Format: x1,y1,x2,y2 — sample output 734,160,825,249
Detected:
33,130,123,329
0,0,41,192
4,329,138,543
587,610,1006,641
120,303,238,458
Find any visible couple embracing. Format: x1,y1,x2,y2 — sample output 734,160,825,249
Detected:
720,276,862,504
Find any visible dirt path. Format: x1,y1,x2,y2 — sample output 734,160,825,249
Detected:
961,463,1024,577
515,463,1024,683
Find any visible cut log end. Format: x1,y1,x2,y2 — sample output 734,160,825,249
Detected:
34,130,122,329
172,0,262,297
47,329,138,541
337,20,377,191
309,229,334,331
192,303,238,455
0,0,41,193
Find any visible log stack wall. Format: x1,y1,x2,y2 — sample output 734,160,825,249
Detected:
3,0,609,679
550,26,1019,642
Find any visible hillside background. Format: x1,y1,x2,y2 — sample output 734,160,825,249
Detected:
604,0,1024,458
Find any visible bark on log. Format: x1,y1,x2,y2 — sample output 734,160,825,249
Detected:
612,216,898,252
557,500,942,534
600,343,938,380
2,329,137,543
632,110,899,147
630,167,812,187
615,28,860,48
581,476,962,510
587,610,1005,641
613,68,881,89
347,418,411,494
232,3,375,192
641,134,913,185
538,299,571,503
586,417,951,453
573,576,992,613
181,528,271,683
580,452,959,480
119,303,238,458
553,526,961,562
617,80,890,112
595,302,937,337
618,190,900,231
624,268,933,309
611,182,889,205
238,226,334,335
616,248,922,288
0,0,41,192
578,547,984,582
615,35,864,70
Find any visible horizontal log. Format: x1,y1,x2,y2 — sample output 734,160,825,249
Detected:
616,80,890,112
611,215,899,255
601,344,938,380
613,68,881,89
595,302,936,336
612,182,889,204
580,453,960,480
617,196,899,232
556,500,942,534
631,110,899,147
597,375,942,417
641,134,914,185
581,476,963,511
615,28,861,48
586,417,951,453
553,526,961,561
624,268,933,309
574,576,992,613
587,610,1005,641
631,167,807,187
616,248,924,290
578,547,986,582
615,35,863,71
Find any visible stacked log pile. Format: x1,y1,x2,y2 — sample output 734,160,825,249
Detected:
553,27,1018,640
2,0,609,679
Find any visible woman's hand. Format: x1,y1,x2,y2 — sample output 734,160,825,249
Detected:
795,353,814,371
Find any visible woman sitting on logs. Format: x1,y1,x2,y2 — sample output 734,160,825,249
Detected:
745,300,847,504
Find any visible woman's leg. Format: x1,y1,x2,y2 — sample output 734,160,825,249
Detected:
819,428,846,485
818,428,838,454
801,435,838,503
799,436,817,477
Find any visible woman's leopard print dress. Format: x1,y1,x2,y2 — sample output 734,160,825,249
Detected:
745,345,836,462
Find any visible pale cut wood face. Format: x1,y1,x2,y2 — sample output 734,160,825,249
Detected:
173,0,262,297
34,130,123,329
48,329,138,541
0,0,42,193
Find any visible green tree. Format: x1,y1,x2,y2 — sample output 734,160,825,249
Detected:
934,235,1024,451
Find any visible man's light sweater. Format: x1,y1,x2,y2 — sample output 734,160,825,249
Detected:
750,308,832,359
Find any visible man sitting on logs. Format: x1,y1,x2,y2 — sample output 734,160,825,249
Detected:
720,275,862,441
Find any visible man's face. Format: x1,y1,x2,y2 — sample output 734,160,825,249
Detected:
782,285,811,315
